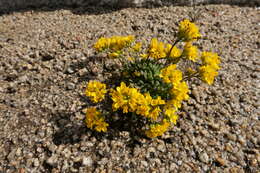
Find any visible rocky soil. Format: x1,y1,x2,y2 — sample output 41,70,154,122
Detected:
0,4,259,173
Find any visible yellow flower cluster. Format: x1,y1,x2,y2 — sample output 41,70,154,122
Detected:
135,93,165,120
94,35,135,52
160,64,183,84
143,79,189,138
200,52,220,70
110,82,165,120
160,64,189,109
165,44,182,59
110,82,142,113
144,38,181,59
199,52,221,85
93,37,109,52
177,19,201,41
146,38,166,59
182,42,198,62
132,42,142,52
163,105,179,124
85,81,107,103
85,107,109,132
145,120,170,138
169,81,190,109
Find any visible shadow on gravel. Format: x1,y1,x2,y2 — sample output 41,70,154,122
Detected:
49,100,148,147
0,1,259,16
0,5,121,16
50,109,148,147
50,111,86,145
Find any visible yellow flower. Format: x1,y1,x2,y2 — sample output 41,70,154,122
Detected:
134,71,141,77
199,52,220,85
151,96,165,106
110,82,143,113
110,35,135,51
167,99,182,110
164,105,179,124
85,81,107,103
160,64,183,84
186,67,196,76
199,65,218,85
94,35,135,52
135,104,150,117
94,119,109,132
147,38,166,59
178,19,201,41
135,93,151,117
85,107,98,129
165,44,181,59
140,53,148,59
149,107,162,120
85,107,108,132
127,57,135,61
170,81,190,109
132,42,142,52
94,37,109,52
182,42,198,62
145,120,170,138
135,93,165,120
108,52,120,59
125,35,135,43
200,52,220,70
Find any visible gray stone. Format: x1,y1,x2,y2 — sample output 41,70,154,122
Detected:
7,149,17,162
141,160,148,167
15,148,22,157
46,155,58,167
33,158,40,167
199,152,209,163
82,156,93,167
225,133,237,141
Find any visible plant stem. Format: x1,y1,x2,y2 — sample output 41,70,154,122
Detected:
165,39,182,65
183,71,199,81
166,39,180,58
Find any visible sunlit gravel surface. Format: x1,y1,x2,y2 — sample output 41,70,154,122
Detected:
0,5,259,172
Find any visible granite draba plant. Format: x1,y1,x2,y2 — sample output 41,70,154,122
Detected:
84,19,220,138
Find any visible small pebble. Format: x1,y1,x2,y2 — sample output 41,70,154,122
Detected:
33,158,40,167
82,156,93,167
215,157,227,166
199,152,209,163
46,155,58,167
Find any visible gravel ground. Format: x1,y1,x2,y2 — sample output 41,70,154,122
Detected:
0,5,259,173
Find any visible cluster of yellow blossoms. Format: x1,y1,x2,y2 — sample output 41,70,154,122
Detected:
110,82,165,120
142,38,182,60
85,80,107,103
83,19,221,138
199,52,221,85
85,107,108,132
143,39,198,63
182,42,198,62
177,19,201,41
94,35,140,59
145,120,170,138
109,82,182,137
94,35,134,52
160,64,183,84
84,80,182,137
160,64,189,108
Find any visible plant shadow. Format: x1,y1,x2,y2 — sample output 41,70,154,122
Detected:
50,105,149,148
50,111,87,145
